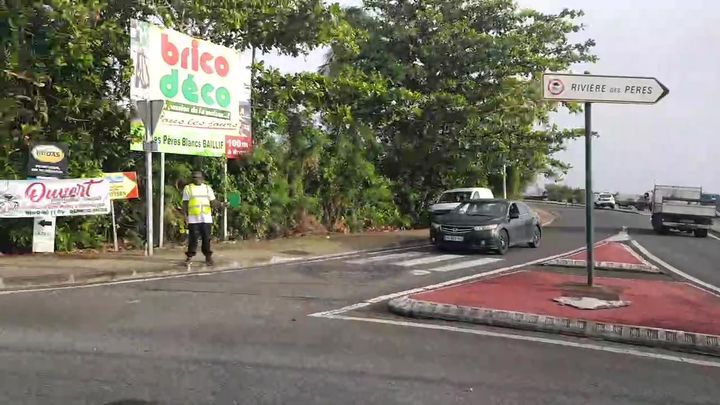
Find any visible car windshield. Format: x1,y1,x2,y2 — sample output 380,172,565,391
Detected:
456,201,508,216
437,191,472,203
599,194,612,198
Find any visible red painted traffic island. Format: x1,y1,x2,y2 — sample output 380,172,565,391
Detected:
410,270,720,336
543,241,658,272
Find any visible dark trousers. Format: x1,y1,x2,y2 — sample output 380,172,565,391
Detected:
186,223,212,258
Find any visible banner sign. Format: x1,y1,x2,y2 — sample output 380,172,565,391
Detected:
0,178,111,218
105,172,139,200
129,19,252,157
27,142,69,178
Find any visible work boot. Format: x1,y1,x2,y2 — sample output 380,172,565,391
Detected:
205,256,215,266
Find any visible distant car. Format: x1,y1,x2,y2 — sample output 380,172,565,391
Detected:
429,188,494,217
430,199,542,255
594,192,616,209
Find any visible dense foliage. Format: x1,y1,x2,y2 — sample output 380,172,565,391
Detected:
0,0,595,252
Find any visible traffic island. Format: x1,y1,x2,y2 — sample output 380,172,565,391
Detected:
388,269,720,355
542,241,659,273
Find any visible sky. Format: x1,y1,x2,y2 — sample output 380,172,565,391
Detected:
259,0,720,195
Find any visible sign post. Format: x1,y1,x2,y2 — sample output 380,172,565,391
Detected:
135,100,164,256
543,72,669,286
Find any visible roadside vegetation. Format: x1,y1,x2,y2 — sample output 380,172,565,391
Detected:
0,0,595,252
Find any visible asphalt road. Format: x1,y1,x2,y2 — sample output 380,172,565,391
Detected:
0,205,719,404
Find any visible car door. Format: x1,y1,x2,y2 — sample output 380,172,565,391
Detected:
517,203,534,242
506,203,523,245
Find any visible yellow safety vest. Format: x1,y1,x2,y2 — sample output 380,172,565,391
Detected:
187,184,212,217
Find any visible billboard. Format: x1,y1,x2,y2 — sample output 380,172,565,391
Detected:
0,178,111,218
27,142,69,178
129,20,252,157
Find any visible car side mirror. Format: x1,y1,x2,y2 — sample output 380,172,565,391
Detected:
509,211,520,219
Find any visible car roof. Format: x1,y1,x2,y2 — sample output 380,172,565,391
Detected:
442,188,492,193
464,198,512,203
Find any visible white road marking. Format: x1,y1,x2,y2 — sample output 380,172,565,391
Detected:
321,314,720,369
0,244,432,296
426,257,503,272
410,270,431,276
345,252,423,265
630,240,720,296
393,254,464,267
308,236,619,318
709,233,720,242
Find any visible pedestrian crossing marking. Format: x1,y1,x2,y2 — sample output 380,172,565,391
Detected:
345,252,423,265
425,257,503,273
393,254,465,267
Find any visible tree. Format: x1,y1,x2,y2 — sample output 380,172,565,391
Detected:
327,0,596,222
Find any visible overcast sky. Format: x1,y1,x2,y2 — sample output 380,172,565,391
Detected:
260,0,720,195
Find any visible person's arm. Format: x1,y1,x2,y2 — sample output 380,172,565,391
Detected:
208,186,227,209
182,186,190,217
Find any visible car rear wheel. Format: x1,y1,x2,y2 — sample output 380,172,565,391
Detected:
497,230,509,255
528,226,541,248
694,229,708,238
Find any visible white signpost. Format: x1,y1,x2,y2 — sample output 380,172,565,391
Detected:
32,216,56,253
543,73,668,104
542,72,669,287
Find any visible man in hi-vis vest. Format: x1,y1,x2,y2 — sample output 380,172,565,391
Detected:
182,171,224,265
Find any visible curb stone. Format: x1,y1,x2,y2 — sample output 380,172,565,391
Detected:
388,296,720,357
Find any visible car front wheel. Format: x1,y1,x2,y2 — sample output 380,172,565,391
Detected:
497,230,509,255
528,226,541,248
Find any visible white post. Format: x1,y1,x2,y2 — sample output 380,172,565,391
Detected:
145,103,154,256
222,158,228,241
158,152,165,248
111,202,119,252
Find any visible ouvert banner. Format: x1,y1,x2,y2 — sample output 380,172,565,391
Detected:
129,19,252,157
0,178,111,218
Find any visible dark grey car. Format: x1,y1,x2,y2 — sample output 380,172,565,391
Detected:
429,199,542,255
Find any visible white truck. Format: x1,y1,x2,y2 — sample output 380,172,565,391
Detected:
650,185,716,237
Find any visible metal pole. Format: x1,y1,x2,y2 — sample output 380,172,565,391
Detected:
111,202,119,252
502,162,507,199
222,158,228,241
585,102,594,286
145,102,154,256
158,152,165,248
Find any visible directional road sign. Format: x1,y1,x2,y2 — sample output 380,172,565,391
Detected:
32,216,55,253
543,73,669,104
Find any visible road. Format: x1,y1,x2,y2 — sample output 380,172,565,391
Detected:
0,206,719,404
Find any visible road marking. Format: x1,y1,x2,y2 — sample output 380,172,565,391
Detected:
709,233,720,242
0,244,432,296
308,236,618,318
410,270,431,276
321,314,720,369
426,257,503,272
345,252,423,265
393,254,464,267
631,240,720,296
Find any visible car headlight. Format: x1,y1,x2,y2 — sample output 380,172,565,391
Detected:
431,222,441,229
473,224,498,231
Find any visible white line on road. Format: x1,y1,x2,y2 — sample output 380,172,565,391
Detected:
709,233,720,242
393,254,464,267
630,240,720,296
308,236,620,318
345,252,423,265
426,257,503,272
321,314,720,369
0,244,432,295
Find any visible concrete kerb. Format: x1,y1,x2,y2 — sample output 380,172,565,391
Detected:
388,295,720,357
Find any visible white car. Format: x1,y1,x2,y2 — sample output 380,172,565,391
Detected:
594,192,616,209
429,187,495,216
